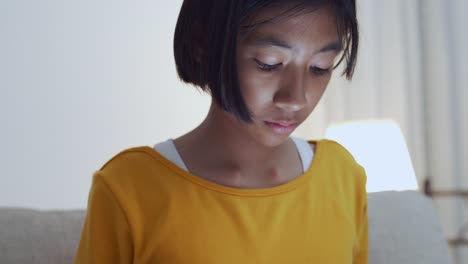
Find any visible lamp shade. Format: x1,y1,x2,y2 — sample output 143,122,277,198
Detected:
325,120,419,193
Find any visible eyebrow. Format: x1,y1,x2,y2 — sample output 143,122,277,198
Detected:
252,36,342,54
253,37,292,49
317,41,343,53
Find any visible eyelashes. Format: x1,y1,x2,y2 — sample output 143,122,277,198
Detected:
254,59,283,71
310,66,331,75
253,59,331,76
254,59,281,72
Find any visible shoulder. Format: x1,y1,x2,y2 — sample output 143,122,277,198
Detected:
314,139,361,168
92,145,167,193
87,146,170,228
89,145,173,207
315,139,367,188
98,146,157,172
316,139,368,217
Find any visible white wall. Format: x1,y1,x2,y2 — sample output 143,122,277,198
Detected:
1,0,213,209
1,0,333,210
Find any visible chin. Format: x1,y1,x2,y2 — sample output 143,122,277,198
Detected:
243,118,295,147
255,128,293,148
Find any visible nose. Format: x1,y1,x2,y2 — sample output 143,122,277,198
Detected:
273,68,307,112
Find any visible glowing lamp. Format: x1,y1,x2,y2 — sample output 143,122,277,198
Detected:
325,120,419,193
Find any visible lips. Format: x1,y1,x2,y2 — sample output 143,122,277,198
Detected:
266,120,298,126
264,120,299,134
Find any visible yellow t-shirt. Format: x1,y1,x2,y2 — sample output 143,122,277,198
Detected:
73,139,368,263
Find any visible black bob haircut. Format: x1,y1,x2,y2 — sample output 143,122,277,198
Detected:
174,0,359,123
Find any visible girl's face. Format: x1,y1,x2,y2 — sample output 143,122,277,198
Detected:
234,6,341,147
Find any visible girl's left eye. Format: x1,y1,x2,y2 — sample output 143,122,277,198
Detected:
310,66,331,76
254,59,281,72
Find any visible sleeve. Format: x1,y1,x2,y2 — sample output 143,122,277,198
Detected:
73,172,134,264
353,165,369,264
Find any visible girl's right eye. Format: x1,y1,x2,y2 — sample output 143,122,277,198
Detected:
254,59,281,72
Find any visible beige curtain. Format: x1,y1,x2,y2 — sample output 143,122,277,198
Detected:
296,0,468,262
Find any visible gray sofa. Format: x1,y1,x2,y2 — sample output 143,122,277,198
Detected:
0,191,453,263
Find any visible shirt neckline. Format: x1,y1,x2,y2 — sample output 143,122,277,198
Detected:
140,139,323,197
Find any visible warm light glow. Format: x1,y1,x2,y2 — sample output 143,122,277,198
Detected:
325,120,419,193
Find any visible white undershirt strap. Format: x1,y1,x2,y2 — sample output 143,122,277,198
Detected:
154,139,189,171
154,136,314,174
290,136,314,173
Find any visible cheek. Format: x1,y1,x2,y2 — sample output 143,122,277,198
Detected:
238,67,278,111
311,77,330,95
304,76,331,107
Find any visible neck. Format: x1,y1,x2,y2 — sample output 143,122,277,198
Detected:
174,100,291,171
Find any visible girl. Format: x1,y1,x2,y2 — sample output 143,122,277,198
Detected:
74,0,367,263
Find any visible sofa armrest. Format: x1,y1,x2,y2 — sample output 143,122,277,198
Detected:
0,207,85,264
368,190,453,264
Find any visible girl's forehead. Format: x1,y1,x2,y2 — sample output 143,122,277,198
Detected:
239,7,339,50
242,3,333,27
